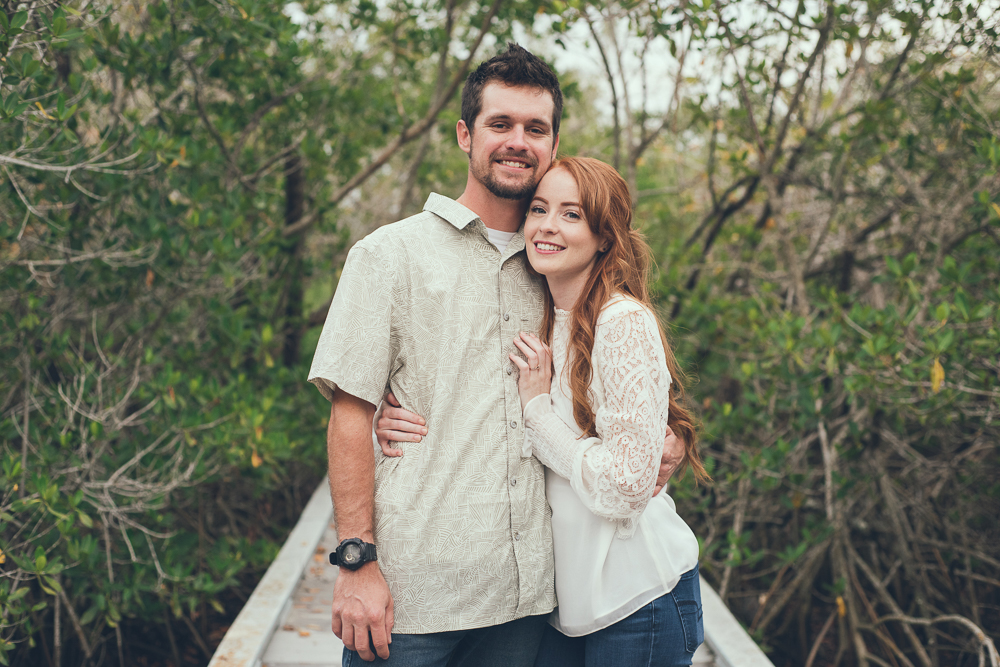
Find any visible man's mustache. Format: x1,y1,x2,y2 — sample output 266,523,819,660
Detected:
490,151,538,168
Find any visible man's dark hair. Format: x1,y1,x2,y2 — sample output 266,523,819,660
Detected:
461,43,563,137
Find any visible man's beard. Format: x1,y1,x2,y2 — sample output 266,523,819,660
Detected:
471,149,540,200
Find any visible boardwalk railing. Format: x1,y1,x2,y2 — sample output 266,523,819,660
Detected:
209,481,775,667
208,482,334,667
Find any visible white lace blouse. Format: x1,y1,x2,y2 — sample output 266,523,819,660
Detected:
522,295,700,636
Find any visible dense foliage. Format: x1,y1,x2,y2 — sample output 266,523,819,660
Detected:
0,0,534,664
2,0,998,666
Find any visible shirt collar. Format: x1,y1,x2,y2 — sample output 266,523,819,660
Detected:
423,193,481,231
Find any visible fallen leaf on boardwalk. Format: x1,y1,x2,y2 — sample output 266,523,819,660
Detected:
299,629,311,637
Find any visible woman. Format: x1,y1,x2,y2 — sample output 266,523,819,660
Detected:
378,157,709,666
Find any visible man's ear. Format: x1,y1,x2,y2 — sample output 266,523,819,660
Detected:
551,132,560,160
456,120,472,155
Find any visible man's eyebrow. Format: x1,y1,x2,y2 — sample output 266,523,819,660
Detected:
482,113,552,129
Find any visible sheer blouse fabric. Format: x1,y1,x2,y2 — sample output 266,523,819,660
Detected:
522,295,700,636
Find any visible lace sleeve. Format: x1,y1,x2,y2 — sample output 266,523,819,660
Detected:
523,393,583,478
522,302,672,535
577,305,671,533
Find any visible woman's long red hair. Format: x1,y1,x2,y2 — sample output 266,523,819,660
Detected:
535,157,708,483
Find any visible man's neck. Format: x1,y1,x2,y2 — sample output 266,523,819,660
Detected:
456,181,529,233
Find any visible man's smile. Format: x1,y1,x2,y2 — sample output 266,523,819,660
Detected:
492,151,537,172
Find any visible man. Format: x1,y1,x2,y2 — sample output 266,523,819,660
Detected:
308,44,682,666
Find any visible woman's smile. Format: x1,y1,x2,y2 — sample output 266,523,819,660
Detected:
534,241,565,253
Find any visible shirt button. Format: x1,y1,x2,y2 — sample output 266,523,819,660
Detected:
507,366,513,375
510,421,517,428
511,478,517,487
503,313,510,321
514,532,521,541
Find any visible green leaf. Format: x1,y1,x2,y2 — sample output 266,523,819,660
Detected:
8,587,29,603
936,328,955,353
56,29,85,42
79,606,99,625
80,605,101,625
42,576,63,593
11,11,28,30
53,15,68,36
935,302,950,322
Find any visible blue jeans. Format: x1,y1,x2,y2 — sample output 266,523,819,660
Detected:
343,613,548,667
534,565,704,667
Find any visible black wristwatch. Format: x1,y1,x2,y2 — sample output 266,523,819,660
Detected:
330,538,378,570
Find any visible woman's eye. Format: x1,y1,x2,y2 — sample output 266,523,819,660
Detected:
565,211,580,220
530,205,546,214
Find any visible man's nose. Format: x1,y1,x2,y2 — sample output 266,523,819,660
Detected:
505,126,530,152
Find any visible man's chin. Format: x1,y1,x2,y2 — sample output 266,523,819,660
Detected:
484,176,537,200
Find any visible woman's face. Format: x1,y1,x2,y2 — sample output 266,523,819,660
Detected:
525,168,604,288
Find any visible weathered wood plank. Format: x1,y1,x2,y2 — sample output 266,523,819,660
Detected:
701,580,775,667
208,482,333,667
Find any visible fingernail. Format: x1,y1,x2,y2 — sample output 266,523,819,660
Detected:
421,428,427,434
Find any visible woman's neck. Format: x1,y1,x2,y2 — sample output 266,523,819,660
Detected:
546,272,591,311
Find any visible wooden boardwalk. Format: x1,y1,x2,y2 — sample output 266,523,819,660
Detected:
209,483,773,667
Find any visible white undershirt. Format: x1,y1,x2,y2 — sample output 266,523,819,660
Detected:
486,227,517,253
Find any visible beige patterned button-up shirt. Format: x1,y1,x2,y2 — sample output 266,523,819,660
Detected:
308,193,555,633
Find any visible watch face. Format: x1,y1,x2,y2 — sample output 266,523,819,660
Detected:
342,543,362,564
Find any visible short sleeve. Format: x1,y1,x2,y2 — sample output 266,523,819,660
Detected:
307,243,398,406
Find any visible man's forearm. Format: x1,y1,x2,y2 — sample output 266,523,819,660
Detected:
328,388,378,541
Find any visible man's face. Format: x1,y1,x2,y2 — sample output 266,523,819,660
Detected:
459,83,559,200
